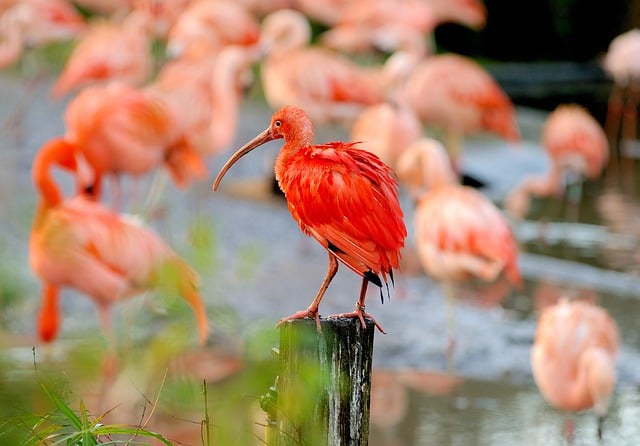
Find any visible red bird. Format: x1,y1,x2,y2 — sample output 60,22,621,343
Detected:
213,106,407,331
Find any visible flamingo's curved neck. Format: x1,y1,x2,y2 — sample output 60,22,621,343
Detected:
209,47,256,151
261,10,311,55
32,138,78,209
0,10,24,68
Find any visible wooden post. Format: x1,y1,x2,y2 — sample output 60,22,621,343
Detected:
275,317,375,446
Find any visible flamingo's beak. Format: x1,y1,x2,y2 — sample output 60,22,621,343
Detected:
212,127,276,191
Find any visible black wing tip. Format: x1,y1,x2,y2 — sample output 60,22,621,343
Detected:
327,241,346,255
364,270,382,288
365,269,396,304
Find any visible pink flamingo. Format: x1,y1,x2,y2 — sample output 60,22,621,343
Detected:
400,53,521,172
349,101,423,170
531,298,619,439
396,138,521,368
258,9,391,127
30,137,209,345
146,44,260,157
320,0,485,57
0,0,86,69
62,82,207,209
51,9,155,99
602,28,640,152
319,0,434,56
505,104,609,219
165,0,260,59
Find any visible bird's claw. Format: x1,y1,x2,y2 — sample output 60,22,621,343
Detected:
276,308,322,331
328,307,386,334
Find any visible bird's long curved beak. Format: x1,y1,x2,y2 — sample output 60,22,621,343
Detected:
212,128,275,191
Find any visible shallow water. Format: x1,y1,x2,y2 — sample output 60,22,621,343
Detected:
1,71,640,445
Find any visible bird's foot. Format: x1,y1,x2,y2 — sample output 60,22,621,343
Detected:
276,308,321,331
329,305,386,334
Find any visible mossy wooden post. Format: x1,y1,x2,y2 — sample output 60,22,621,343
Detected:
276,317,375,446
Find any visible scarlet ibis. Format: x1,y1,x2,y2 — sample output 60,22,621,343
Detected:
213,106,407,332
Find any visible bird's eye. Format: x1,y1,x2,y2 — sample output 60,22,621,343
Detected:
274,120,282,128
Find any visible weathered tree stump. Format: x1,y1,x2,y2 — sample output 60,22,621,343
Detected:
275,317,375,446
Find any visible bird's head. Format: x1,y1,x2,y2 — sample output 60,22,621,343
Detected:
212,106,312,191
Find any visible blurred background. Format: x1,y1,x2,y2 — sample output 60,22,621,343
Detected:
1,0,640,445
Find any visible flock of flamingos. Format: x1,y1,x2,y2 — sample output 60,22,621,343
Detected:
3,0,640,438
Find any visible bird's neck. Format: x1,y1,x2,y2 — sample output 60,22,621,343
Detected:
274,138,311,191
262,12,311,55
32,200,52,232
209,48,255,151
274,144,296,189
31,138,79,227
0,9,24,67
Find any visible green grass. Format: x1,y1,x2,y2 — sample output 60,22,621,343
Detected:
0,337,284,446
27,382,173,445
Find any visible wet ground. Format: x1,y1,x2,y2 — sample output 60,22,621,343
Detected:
2,70,640,445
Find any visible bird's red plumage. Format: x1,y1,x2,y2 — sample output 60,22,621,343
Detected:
277,139,406,282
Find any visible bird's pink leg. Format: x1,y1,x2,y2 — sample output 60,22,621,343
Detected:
329,277,386,334
443,281,458,373
276,253,338,331
445,131,464,179
110,174,123,212
96,304,118,385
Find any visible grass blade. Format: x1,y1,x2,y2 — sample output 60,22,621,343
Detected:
39,382,83,431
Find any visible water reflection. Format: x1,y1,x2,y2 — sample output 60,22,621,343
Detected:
367,150,640,445
4,65,640,444
370,371,640,446
596,185,640,274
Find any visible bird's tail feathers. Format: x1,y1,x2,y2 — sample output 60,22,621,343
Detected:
165,136,207,188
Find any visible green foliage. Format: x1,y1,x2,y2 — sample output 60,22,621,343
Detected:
22,381,173,445
0,350,174,446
